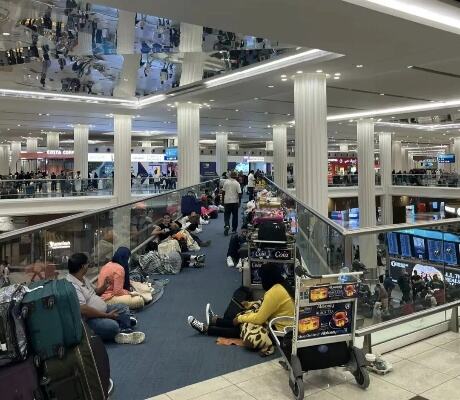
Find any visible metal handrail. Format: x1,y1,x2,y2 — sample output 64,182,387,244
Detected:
0,178,219,242
355,299,460,337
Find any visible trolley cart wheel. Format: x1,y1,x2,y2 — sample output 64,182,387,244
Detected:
353,366,370,389
290,377,304,400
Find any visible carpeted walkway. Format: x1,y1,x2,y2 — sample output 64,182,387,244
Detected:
107,208,271,400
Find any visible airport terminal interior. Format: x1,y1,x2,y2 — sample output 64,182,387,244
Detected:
4,1,460,400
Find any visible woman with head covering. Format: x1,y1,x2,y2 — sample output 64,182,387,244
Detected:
187,263,294,339
97,247,145,310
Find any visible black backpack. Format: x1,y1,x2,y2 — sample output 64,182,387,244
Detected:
258,222,287,242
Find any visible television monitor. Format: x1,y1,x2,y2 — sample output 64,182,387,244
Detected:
164,147,178,160
387,232,399,256
438,154,455,163
427,239,443,263
444,242,458,265
400,234,412,257
413,236,426,259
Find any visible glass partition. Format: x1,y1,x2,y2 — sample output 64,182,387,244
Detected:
0,179,219,285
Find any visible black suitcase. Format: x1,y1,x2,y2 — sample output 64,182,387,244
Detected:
0,357,43,399
40,324,109,400
258,222,287,242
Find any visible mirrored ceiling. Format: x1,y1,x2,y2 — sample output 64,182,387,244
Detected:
0,0,297,97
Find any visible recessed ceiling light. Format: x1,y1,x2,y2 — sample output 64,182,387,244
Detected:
316,69,323,73
407,66,413,69
380,93,385,96
235,109,239,112
296,70,303,74
187,101,192,104
333,76,340,80
38,113,42,116
334,73,341,76
287,113,291,116
254,97,259,100
281,78,287,81
268,85,275,88
264,112,268,114
280,75,287,78
17,124,21,127
46,113,50,116
249,126,252,129
356,65,364,68
209,99,215,102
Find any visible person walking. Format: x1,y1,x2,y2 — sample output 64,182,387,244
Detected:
222,171,241,236
247,170,255,201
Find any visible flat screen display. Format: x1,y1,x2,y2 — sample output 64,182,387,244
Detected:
427,239,443,263
387,233,399,256
444,242,458,265
400,234,412,257
413,236,426,259
438,154,455,163
164,147,178,161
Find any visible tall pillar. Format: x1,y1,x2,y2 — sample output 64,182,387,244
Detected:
26,138,38,152
47,132,60,150
0,145,10,175
216,132,228,176
392,140,402,172
339,144,349,152
73,125,89,178
177,103,200,188
114,115,132,204
294,73,328,216
273,125,288,189
453,138,460,174
358,120,377,272
379,132,393,225
401,147,409,172
10,141,21,173
179,23,204,86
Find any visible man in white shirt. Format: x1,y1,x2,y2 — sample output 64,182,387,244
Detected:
222,171,242,235
247,170,255,201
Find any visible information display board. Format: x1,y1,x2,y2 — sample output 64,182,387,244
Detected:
400,234,412,257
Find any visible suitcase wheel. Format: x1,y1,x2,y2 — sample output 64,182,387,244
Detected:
34,354,41,367
43,296,55,309
57,345,65,359
21,305,29,319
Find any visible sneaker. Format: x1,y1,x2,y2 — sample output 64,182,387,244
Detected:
195,254,206,263
114,331,145,344
200,218,209,225
236,259,243,270
227,256,235,267
195,227,202,233
193,262,205,268
200,240,211,247
188,316,206,334
206,303,216,325
129,316,138,328
224,226,229,236
231,230,237,235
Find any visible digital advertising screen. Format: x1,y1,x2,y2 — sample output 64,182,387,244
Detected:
387,232,399,256
427,239,443,263
438,154,455,163
413,236,426,259
164,147,178,161
400,234,412,258
444,242,458,265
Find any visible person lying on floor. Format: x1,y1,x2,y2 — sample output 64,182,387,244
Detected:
135,241,206,275
66,252,145,345
187,263,294,350
152,212,211,247
97,247,145,310
226,226,248,268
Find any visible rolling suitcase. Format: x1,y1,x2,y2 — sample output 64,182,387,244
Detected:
0,284,29,366
257,221,287,242
0,357,43,399
22,280,82,363
41,324,109,400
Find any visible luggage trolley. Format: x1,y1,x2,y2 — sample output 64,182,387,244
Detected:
269,268,369,400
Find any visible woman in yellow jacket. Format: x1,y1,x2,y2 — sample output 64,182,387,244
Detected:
187,263,294,337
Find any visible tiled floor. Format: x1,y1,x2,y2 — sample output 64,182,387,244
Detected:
146,330,460,400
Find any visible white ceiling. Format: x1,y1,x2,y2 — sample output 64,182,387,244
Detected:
1,0,460,155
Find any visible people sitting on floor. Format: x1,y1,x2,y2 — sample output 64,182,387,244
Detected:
152,212,211,248
133,241,206,275
66,252,145,344
187,263,294,355
226,226,248,268
97,247,145,310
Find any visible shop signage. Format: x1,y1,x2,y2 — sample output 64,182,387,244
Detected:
48,241,71,250
131,154,165,163
46,150,74,155
243,156,265,162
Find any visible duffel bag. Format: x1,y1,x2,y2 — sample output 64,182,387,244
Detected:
22,279,82,363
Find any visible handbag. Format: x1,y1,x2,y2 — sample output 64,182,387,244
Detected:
158,240,181,255
130,281,153,304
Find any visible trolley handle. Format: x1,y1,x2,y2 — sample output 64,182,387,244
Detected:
295,266,363,280
268,316,295,347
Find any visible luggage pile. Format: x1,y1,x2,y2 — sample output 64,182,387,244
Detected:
0,280,111,399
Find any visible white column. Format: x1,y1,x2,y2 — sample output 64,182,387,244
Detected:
216,132,228,176
339,144,349,152
114,115,132,204
358,120,377,272
47,132,60,150
453,138,460,174
73,125,89,178
179,23,204,86
273,125,288,189
0,145,10,175
401,147,409,172
114,10,138,98
392,140,402,172
26,138,38,152
294,73,328,216
177,103,200,188
10,141,21,173
379,132,393,225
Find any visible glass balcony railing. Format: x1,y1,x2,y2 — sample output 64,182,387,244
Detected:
392,173,460,187
284,174,382,189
